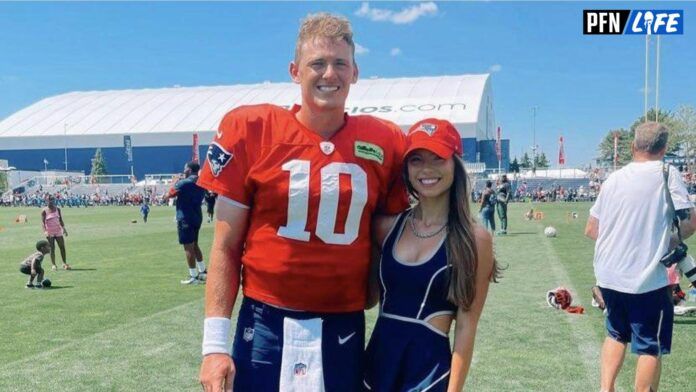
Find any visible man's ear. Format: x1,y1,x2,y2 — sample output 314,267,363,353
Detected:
289,61,300,84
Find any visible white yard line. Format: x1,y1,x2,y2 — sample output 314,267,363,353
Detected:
537,225,601,388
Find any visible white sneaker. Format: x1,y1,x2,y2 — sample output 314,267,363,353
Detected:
674,305,696,316
197,270,207,282
180,276,199,285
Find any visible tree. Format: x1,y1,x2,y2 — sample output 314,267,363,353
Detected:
0,172,7,193
520,152,532,169
598,128,632,167
90,148,107,181
509,157,520,174
673,105,696,171
598,109,682,168
535,152,549,168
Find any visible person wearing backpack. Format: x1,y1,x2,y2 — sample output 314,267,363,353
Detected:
479,180,496,233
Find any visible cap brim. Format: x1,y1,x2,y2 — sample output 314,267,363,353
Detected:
404,141,454,159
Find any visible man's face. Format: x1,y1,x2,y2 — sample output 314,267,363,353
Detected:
290,37,358,113
183,165,191,177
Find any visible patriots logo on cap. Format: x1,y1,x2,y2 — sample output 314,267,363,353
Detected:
415,123,437,136
207,142,233,177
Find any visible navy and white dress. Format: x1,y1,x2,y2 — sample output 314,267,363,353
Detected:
364,211,457,391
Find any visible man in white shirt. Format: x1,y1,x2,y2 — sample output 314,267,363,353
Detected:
585,121,696,392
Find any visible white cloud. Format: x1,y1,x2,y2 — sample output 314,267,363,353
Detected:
390,48,402,56
355,2,438,25
488,64,502,73
355,43,370,55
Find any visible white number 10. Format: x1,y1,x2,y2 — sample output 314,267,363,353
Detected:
277,159,368,245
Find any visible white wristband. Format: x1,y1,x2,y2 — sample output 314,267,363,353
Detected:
202,317,232,356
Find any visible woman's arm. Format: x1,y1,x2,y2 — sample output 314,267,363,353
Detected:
41,210,47,232
58,208,67,236
448,226,494,392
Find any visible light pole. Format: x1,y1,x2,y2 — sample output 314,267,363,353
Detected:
644,34,649,121
63,123,68,172
655,35,660,122
531,106,539,173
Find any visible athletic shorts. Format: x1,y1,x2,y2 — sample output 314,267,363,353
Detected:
232,296,365,392
600,286,673,355
176,219,201,244
19,265,42,275
364,316,451,391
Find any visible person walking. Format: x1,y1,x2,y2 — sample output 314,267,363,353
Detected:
585,121,696,392
495,175,511,234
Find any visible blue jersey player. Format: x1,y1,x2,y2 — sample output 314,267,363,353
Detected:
165,161,207,284
364,119,500,391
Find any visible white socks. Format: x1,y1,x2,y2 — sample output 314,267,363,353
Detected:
196,260,206,273
189,268,198,278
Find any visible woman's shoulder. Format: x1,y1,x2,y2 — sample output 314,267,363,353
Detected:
472,224,493,249
374,211,405,246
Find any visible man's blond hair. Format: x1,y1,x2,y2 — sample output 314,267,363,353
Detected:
294,13,355,64
634,121,669,154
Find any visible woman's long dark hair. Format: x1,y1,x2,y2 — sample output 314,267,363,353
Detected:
405,156,501,310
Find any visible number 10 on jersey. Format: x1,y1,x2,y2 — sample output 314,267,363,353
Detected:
277,159,368,245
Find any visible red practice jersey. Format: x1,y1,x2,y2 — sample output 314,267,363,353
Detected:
198,104,409,313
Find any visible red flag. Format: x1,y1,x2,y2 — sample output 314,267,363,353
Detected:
192,133,199,163
496,126,502,161
558,136,565,165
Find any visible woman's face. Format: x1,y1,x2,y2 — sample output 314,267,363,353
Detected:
406,149,454,199
47,198,55,208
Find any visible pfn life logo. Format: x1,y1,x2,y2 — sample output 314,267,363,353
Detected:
584,10,684,35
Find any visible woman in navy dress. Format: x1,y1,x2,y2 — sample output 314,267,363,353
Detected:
364,118,500,391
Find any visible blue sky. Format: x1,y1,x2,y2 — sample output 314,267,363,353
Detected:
1,1,694,167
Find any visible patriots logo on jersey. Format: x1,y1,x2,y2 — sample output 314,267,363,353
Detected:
207,142,233,177
415,123,437,136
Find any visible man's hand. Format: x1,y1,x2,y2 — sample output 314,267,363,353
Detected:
200,354,235,392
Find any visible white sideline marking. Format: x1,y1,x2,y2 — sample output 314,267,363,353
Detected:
0,299,203,370
537,224,600,386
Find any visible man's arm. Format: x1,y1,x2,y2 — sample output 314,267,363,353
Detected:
199,200,250,392
205,201,249,317
584,216,599,241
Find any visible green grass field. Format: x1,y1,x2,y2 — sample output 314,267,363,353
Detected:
1,203,694,391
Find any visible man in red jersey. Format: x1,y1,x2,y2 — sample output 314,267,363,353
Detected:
198,13,408,392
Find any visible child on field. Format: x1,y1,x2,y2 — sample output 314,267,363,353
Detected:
140,202,150,223
20,240,51,288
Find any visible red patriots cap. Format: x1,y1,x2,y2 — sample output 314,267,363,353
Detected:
405,118,463,159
